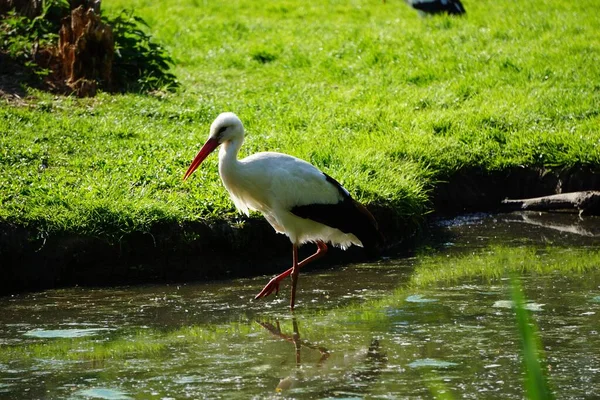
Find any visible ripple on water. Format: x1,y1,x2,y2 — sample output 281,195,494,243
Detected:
406,294,438,303
74,388,133,399
407,358,459,369
0,382,15,392
492,300,544,311
24,328,111,338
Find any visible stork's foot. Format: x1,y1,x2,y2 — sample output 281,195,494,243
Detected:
254,274,286,300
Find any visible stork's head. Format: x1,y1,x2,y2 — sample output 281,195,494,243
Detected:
209,112,244,144
183,112,244,180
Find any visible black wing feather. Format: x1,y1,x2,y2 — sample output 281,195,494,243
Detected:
290,173,383,252
409,0,466,15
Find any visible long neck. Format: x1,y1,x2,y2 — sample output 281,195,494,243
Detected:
218,136,243,176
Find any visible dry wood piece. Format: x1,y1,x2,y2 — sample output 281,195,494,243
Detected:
501,191,600,216
57,3,113,97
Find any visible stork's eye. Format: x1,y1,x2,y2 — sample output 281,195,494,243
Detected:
217,126,228,135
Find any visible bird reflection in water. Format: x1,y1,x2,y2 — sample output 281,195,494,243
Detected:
256,318,387,395
257,318,330,367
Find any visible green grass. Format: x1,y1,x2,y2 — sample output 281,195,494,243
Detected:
511,277,555,400
1,0,600,239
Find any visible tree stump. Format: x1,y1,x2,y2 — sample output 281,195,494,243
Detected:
57,3,113,97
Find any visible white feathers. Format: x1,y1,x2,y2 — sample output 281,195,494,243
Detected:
210,113,362,248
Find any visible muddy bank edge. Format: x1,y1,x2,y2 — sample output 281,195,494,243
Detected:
1,166,599,295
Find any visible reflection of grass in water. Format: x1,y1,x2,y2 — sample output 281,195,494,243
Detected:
342,245,600,320
390,246,571,399
422,278,556,400
409,246,600,288
336,246,591,398
3,246,599,364
511,277,555,400
0,324,259,363
0,332,162,362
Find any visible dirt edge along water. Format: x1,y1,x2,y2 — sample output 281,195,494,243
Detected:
1,165,599,295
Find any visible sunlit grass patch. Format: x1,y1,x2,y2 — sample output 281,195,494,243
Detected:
2,0,600,242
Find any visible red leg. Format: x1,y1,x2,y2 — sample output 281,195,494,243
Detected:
254,241,328,301
290,244,300,310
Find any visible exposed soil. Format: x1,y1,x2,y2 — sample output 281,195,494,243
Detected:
1,165,599,296
431,165,600,214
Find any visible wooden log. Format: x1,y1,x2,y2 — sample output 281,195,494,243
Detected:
501,191,600,216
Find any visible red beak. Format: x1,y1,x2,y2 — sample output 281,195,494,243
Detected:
183,137,221,180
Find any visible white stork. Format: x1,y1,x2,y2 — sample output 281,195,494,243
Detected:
184,112,382,310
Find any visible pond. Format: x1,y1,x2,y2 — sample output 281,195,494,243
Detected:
1,211,599,399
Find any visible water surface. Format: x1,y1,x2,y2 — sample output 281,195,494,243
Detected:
1,212,599,399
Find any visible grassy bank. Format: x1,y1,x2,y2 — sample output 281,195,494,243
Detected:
1,0,599,262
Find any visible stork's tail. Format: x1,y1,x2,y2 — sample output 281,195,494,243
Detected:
351,199,385,257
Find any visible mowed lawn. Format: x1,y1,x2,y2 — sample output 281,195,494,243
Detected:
1,0,599,240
